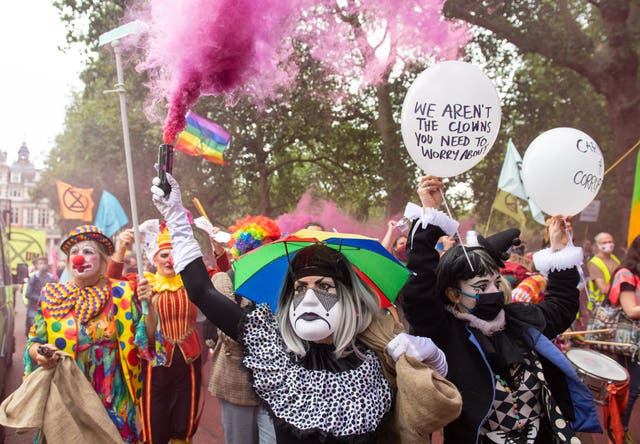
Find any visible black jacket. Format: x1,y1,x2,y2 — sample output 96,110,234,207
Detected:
401,222,594,443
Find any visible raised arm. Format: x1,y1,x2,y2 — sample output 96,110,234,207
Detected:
401,177,459,341
106,229,135,279
531,216,583,338
151,174,243,340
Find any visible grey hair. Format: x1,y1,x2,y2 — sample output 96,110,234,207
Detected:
276,267,381,359
594,232,613,243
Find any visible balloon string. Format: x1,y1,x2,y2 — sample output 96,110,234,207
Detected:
439,188,474,272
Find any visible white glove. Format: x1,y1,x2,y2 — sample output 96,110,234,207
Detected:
386,332,448,376
151,173,202,273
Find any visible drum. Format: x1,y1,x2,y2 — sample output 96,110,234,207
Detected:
566,348,629,405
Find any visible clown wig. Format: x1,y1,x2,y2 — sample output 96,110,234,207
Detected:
229,215,281,257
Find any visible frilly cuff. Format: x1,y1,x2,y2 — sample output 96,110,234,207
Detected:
533,245,583,273
409,207,459,237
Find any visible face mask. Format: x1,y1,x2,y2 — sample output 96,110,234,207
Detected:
455,288,505,321
395,244,407,262
289,287,343,342
38,264,48,273
599,242,615,254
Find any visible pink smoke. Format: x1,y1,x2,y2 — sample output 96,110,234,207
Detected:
296,0,470,93
128,0,469,141
275,190,400,240
130,0,299,142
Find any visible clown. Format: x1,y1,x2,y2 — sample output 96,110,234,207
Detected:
151,173,462,443
401,175,601,443
107,224,231,444
25,225,152,443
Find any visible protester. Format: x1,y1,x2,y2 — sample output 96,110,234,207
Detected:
106,226,230,444
203,215,280,444
54,259,66,280
381,220,408,263
229,215,281,258
23,257,55,337
151,173,462,443
607,234,640,443
587,232,620,311
436,235,458,256
123,252,138,274
24,225,152,443
581,239,594,264
401,175,600,443
304,221,325,231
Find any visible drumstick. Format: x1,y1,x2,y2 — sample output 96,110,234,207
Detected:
192,197,210,221
560,329,614,336
580,339,635,347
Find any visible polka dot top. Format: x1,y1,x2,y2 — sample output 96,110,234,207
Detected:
240,304,392,441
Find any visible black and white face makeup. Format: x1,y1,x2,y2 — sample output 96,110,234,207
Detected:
456,271,502,313
288,275,343,343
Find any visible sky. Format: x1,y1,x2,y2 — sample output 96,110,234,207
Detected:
0,1,85,168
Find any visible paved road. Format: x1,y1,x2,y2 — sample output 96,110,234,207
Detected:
2,296,638,443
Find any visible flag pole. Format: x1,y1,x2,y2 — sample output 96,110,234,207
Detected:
99,22,148,314
484,202,495,235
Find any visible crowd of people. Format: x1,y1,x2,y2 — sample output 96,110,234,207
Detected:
5,171,640,444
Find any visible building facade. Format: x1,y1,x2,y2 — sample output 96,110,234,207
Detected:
0,143,60,264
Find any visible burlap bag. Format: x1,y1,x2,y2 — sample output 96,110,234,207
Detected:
0,352,122,444
359,315,462,444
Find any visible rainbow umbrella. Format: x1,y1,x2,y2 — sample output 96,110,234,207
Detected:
232,229,411,312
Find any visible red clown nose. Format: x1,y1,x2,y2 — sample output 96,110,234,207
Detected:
71,255,85,266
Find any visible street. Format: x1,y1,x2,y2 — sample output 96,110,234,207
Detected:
3,297,224,444
1,296,636,444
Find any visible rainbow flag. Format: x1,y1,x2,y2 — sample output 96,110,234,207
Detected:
175,111,230,165
628,151,640,246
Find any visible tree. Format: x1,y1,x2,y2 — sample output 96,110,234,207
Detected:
132,0,471,218
444,0,640,238
47,0,471,226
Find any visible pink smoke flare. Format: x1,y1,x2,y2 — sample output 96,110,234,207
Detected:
127,0,469,141
130,0,299,142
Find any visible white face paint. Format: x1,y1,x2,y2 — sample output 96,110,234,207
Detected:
68,241,102,281
288,275,343,343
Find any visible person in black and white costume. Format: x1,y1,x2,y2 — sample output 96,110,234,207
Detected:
401,175,602,444
150,173,461,444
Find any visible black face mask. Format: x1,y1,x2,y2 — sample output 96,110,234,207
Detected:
457,289,505,321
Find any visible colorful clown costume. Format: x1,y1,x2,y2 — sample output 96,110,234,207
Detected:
25,279,143,443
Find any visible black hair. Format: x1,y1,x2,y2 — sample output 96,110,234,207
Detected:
280,244,352,301
435,246,501,304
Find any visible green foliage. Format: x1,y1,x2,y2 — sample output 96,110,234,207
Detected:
46,0,638,245
445,0,639,244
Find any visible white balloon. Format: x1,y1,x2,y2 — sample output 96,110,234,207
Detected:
522,128,604,216
400,61,502,177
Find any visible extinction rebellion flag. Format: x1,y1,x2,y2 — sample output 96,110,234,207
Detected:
56,180,94,221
